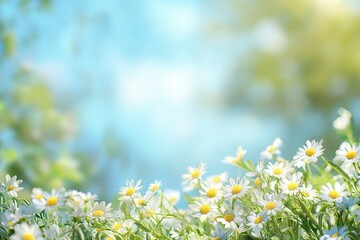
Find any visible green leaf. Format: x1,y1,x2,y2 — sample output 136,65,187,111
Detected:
184,193,194,204
322,157,351,181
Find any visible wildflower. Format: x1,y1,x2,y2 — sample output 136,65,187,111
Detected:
224,177,250,200
281,173,302,195
199,181,223,202
293,140,324,168
334,142,360,164
10,222,45,240
31,188,44,201
258,193,283,215
118,180,142,200
335,196,358,210
300,184,317,201
207,172,228,185
261,137,282,160
163,189,181,206
320,182,349,202
1,175,23,197
182,163,206,191
32,189,64,210
320,226,349,240
90,201,112,220
246,161,265,178
217,205,243,229
222,147,246,167
333,108,351,131
211,223,231,239
134,192,153,208
247,212,267,237
189,198,217,221
265,161,293,178
43,224,61,240
148,180,162,192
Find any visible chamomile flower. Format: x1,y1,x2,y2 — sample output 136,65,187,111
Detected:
247,212,268,237
334,142,360,164
43,224,61,240
222,146,246,167
32,189,64,210
164,189,181,206
246,161,265,178
265,161,293,178
10,222,45,240
189,198,217,221
293,140,324,168
90,201,112,220
182,163,206,191
217,205,243,230
320,226,349,240
134,192,153,208
281,173,302,195
31,188,44,201
2,175,23,197
199,181,223,202
300,184,317,201
333,107,352,131
118,180,142,200
207,172,228,185
258,193,283,215
224,177,250,200
261,137,282,160
148,180,162,192
320,182,349,202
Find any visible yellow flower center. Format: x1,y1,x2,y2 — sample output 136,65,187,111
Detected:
169,196,177,203
93,210,104,217
137,198,146,206
46,197,58,206
22,233,34,240
328,190,340,199
199,204,211,214
191,169,201,178
213,175,221,183
254,178,261,186
125,187,136,196
331,233,339,237
273,168,283,175
302,191,310,198
214,238,221,240
267,145,276,153
346,150,357,159
287,182,298,191
8,221,13,227
265,201,276,210
35,194,43,199
207,189,217,198
113,222,122,230
254,216,263,224
231,185,243,194
224,213,235,222
105,237,113,240
7,185,14,191
150,184,159,191
305,148,316,157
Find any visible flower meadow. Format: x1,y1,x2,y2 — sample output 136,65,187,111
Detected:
0,108,360,240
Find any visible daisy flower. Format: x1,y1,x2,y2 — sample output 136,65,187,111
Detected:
333,107,352,131
118,180,142,200
32,189,64,210
320,182,349,202
293,140,324,168
1,175,23,197
134,192,153,208
31,188,44,201
163,189,181,206
207,172,228,185
199,181,223,202
189,198,218,222
222,146,246,167
334,142,360,164
280,173,302,195
300,184,317,201
43,224,61,240
182,163,206,191
247,212,268,237
224,177,250,200
320,226,349,240
10,222,45,240
265,162,293,179
217,205,243,230
90,201,112,220
258,193,283,215
246,161,265,178
261,137,282,160
148,180,162,192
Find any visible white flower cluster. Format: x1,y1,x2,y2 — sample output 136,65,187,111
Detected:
0,108,359,239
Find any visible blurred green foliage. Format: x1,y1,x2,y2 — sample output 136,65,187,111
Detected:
0,0,93,192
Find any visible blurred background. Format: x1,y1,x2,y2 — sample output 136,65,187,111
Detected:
0,0,360,202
